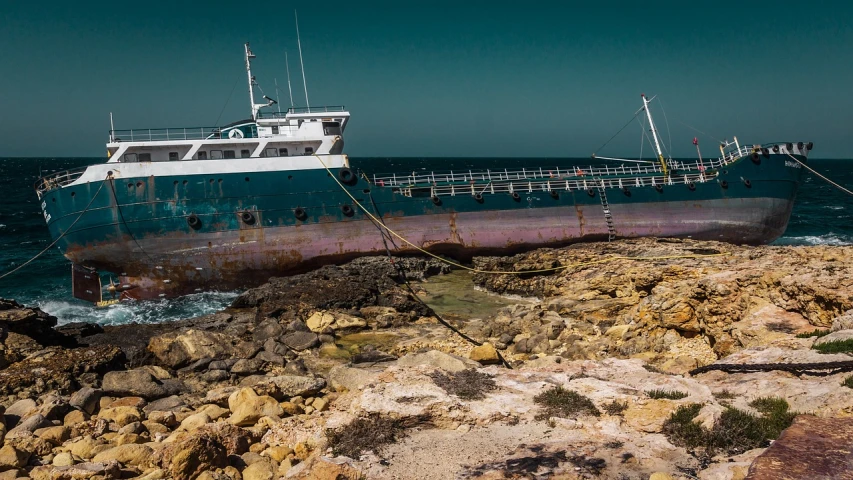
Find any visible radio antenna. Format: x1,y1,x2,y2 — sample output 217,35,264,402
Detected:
274,79,282,115
295,10,310,112
285,51,295,108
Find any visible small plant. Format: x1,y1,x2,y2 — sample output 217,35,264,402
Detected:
662,397,798,458
429,368,497,400
602,400,629,416
642,364,663,373
713,389,736,400
326,414,406,458
812,339,853,354
646,389,689,400
603,440,624,449
796,329,831,338
843,375,853,389
534,386,600,420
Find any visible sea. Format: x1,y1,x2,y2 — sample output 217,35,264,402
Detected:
1,157,851,326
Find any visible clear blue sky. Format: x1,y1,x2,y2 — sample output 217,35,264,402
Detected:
2,1,851,158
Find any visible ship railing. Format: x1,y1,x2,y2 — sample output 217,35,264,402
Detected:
109,126,258,142
372,159,731,188
396,172,715,198
268,106,347,115
35,166,88,195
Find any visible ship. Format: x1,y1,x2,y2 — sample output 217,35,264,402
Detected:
35,43,813,303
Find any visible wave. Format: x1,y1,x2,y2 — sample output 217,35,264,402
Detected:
38,290,239,326
775,233,853,246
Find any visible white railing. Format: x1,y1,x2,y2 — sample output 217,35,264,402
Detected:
372,156,736,189
35,167,88,194
399,172,716,198
110,126,257,142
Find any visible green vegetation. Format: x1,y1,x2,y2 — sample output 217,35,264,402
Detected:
428,368,497,400
534,386,600,420
646,389,689,400
326,415,406,458
642,364,663,373
812,339,853,354
662,397,798,458
602,400,629,416
844,376,853,389
796,329,831,338
713,389,736,400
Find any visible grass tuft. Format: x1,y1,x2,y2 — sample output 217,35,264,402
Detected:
812,339,853,354
642,364,663,373
602,400,629,416
646,389,689,400
428,368,497,400
713,389,736,400
662,397,798,458
326,415,406,459
843,375,853,389
534,386,600,420
796,329,831,338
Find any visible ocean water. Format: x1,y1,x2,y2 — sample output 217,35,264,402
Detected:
1,157,851,325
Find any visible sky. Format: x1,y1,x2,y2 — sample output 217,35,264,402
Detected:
1,1,852,158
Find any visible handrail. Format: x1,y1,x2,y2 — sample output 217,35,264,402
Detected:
34,166,88,195
371,156,736,188
284,106,346,114
109,125,258,142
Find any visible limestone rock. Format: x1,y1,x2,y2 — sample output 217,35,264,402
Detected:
281,332,320,351
242,460,276,480
228,388,284,426
143,395,186,413
469,343,501,365
284,455,362,479
231,358,266,375
328,365,379,392
98,406,144,427
306,311,335,333
396,350,480,372
155,433,228,480
69,388,102,415
0,444,29,469
239,375,326,399
147,329,235,369
813,329,853,346
102,369,184,400
746,415,853,480
92,444,154,467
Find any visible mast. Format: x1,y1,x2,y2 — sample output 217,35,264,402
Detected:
245,43,257,120
295,10,310,112
285,51,295,107
641,94,668,176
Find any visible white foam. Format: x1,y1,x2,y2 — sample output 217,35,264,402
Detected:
775,233,853,246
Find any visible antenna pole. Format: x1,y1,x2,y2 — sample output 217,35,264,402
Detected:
245,43,257,120
274,78,282,115
295,10,310,112
642,94,668,177
285,51,295,108
109,112,115,142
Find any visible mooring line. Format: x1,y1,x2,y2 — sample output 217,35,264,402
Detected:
786,153,853,197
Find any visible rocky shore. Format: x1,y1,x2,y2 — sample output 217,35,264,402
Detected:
1,238,853,479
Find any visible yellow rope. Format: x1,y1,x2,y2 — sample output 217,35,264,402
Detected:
314,155,729,274
786,153,853,197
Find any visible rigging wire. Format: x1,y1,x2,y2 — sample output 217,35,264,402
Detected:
213,75,242,128
0,176,108,281
638,114,646,161
675,119,724,145
592,110,643,155
658,98,674,157
786,154,853,196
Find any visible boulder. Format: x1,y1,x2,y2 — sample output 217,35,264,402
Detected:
831,310,853,332
280,332,320,351
254,351,285,366
143,395,186,414
328,365,380,392
0,445,29,470
36,460,122,480
0,345,124,396
92,444,154,467
230,358,266,375
469,343,501,365
69,388,102,415
102,369,184,399
306,311,335,333
242,459,276,480
227,388,283,426
6,413,51,439
33,425,70,445
98,406,144,427
147,329,235,369
4,398,36,426
239,375,326,399
284,455,362,479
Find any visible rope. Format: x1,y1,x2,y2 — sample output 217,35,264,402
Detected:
213,74,242,128
0,175,109,281
313,155,729,275
786,154,853,197
691,360,853,376
592,110,643,156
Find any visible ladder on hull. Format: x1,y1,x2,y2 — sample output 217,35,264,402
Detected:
596,180,617,241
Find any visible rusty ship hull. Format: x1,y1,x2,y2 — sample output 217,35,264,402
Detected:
37,145,809,301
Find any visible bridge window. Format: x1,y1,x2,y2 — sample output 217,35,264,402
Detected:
264,148,278,157
272,126,280,135
138,153,152,162
241,149,251,158
123,153,138,162
279,148,289,156
210,150,223,160
169,152,179,161
305,147,314,154
224,150,236,159
197,151,207,160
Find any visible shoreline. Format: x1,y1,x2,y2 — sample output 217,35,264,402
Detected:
1,238,853,478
